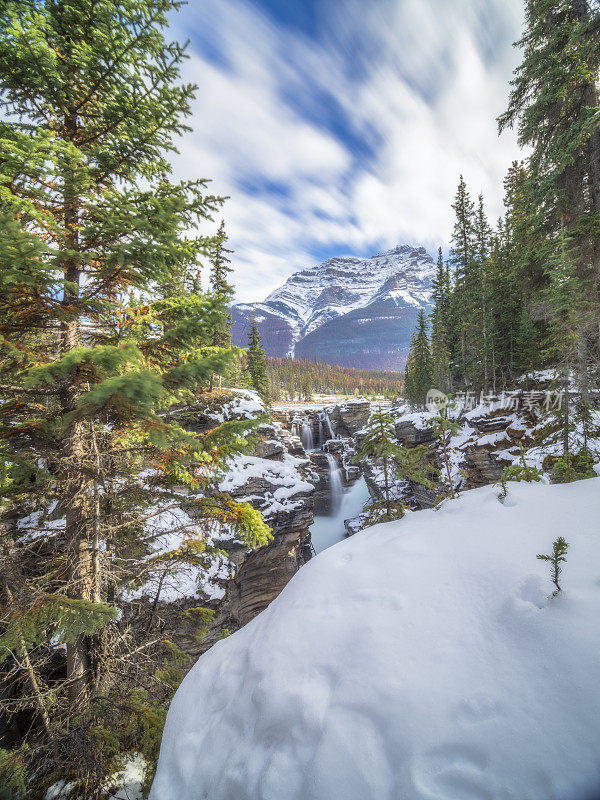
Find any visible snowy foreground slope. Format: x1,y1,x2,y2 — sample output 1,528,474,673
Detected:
151,479,600,800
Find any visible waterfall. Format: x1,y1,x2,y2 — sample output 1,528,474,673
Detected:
310,475,370,553
320,411,335,441
326,454,343,514
318,420,325,447
301,420,314,451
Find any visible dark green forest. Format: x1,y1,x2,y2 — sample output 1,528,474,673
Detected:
405,0,600,416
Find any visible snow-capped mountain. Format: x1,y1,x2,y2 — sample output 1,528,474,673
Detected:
231,244,435,369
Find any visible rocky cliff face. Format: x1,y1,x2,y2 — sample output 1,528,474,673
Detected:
215,422,316,630
231,245,434,369
121,391,318,658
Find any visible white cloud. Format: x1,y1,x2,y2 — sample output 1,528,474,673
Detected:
169,0,524,301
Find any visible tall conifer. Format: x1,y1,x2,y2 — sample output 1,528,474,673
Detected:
404,309,433,407
449,176,476,386
247,318,270,404
499,0,600,351
430,248,451,392
0,0,270,788
209,220,234,349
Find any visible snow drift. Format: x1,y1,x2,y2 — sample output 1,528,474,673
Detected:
150,479,600,800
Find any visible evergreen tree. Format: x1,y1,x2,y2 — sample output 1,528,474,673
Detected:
430,248,452,393
432,412,461,499
208,220,234,391
247,318,270,403
488,163,544,386
537,537,569,594
209,220,234,348
544,229,594,454
499,0,600,357
474,194,493,388
0,0,270,790
404,309,433,407
448,176,477,387
354,407,434,520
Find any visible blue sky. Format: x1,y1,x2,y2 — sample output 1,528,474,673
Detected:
169,0,524,302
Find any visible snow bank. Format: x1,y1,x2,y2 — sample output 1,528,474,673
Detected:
204,388,266,422
151,478,600,800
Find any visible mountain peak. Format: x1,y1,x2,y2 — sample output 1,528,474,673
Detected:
231,244,435,369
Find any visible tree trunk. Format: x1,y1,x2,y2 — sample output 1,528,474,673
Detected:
563,366,570,456
60,109,94,707
383,456,390,518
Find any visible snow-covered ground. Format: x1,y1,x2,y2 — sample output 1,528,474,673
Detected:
151,477,600,800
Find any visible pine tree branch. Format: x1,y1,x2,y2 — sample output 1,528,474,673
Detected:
72,7,172,116
0,384,60,396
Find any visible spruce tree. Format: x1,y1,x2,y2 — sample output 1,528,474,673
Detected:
499,0,600,359
247,318,270,404
432,411,461,499
430,248,451,393
474,194,492,389
537,537,569,594
404,309,433,408
209,219,234,349
488,163,544,386
448,176,477,387
208,220,234,391
544,229,594,454
0,0,270,789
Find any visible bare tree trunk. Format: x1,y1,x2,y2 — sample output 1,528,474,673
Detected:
90,421,102,605
563,365,570,456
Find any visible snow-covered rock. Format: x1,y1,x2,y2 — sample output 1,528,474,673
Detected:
328,396,371,436
151,478,600,800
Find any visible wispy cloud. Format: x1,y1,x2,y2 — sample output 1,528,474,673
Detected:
169,0,523,301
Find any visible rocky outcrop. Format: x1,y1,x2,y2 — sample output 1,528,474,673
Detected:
220,493,314,628
462,448,505,487
254,424,285,459
328,397,371,436
214,448,316,633
160,391,319,653
389,406,436,445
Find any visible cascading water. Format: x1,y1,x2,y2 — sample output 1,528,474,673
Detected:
307,410,370,554
325,454,343,514
301,420,314,451
310,474,370,554
320,410,335,441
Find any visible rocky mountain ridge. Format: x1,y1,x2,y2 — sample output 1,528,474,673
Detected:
231,244,435,369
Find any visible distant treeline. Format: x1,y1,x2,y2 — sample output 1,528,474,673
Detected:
265,356,404,401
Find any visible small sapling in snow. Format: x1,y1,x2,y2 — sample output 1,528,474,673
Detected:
537,537,569,595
